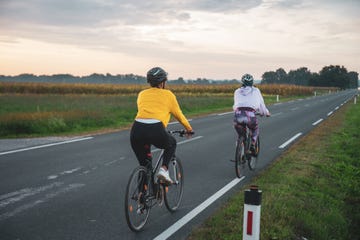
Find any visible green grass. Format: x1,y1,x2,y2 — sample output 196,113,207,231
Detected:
188,100,360,240
0,93,305,138
0,94,138,137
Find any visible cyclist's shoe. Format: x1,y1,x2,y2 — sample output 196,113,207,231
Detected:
157,167,173,185
136,192,146,214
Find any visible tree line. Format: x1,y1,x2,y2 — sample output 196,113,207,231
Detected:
0,65,358,88
0,73,239,85
261,65,358,89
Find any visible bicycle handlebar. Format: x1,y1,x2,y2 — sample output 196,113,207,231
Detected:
255,112,271,117
168,130,195,137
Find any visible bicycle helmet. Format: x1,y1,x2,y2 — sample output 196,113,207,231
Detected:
147,67,168,87
241,73,254,86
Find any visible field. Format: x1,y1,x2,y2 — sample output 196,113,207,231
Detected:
0,82,337,138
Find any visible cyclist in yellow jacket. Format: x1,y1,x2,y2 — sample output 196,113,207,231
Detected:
130,67,193,185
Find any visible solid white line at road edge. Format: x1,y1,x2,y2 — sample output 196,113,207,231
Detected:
153,176,245,240
279,133,302,149
312,119,323,126
0,137,93,156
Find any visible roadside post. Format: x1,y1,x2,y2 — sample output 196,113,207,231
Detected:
243,185,262,240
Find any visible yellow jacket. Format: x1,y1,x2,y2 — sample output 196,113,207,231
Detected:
135,87,192,131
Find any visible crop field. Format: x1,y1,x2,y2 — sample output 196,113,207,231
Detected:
0,82,338,137
0,82,337,96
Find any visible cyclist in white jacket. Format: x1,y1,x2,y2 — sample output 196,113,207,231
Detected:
233,74,270,153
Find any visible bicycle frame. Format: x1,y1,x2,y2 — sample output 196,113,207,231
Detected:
142,148,165,206
237,124,252,154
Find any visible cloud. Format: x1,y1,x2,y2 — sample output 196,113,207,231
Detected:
0,0,265,28
0,0,359,78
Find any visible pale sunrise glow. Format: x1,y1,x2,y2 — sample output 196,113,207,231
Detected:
0,0,359,80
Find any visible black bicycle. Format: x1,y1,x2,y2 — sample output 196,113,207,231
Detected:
234,123,260,178
125,130,192,232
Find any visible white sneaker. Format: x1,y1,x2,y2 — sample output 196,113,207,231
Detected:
157,167,173,185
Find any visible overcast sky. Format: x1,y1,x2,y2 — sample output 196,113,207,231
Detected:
0,0,359,80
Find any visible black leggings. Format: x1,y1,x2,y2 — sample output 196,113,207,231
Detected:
130,121,177,168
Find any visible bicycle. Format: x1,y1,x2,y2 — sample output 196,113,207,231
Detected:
234,118,261,178
125,130,193,232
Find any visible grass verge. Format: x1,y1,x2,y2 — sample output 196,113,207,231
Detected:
188,100,360,240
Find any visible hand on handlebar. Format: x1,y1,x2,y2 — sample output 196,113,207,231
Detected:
185,130,195,138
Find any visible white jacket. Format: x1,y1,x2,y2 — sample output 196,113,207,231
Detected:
233,86,269,116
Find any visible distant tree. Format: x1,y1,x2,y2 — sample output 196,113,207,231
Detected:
51,74,76,83
169,77,186,84
317,65,350,89
261,71,277,84
288,67,312,86
261,68,287,84
348,71,359,88
309,72,320,86
276,68,287,84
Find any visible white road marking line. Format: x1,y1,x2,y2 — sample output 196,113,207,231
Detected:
291,107,299,111
153,177,245,240
327,111,333,116
0,183,85,221
0,182,63,208
151,136,203,153
104,160,118,166
168,119,193,125
312,119,323,126
335,106,339,110
177,136,203,145
47,167,82,180
217,111,233,116
61,167,81,175
0,137,93,156
270,112,282,117
279,133,303,149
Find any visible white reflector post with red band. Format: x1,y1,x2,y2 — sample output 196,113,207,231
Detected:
243,185,262,240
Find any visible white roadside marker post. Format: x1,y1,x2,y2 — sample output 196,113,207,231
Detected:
243,185,262,240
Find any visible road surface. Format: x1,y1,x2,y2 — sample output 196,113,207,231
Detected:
0,89,357,240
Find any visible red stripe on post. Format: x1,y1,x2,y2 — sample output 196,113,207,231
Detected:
247,211,253,235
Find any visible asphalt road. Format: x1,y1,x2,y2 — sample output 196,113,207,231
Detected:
0,89,357,240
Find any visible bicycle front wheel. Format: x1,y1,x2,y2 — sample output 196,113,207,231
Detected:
235,137,245,178
248,136,260,170
124,166,150,232
164,156,184,212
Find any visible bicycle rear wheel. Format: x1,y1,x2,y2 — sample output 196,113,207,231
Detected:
164,156,184,212
235,137,245,178
248,136,260,170
124,166,150,232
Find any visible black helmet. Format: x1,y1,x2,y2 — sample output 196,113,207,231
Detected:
241,73,254,86
147,67,168,87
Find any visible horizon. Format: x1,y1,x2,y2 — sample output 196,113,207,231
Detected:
1,0,359,80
